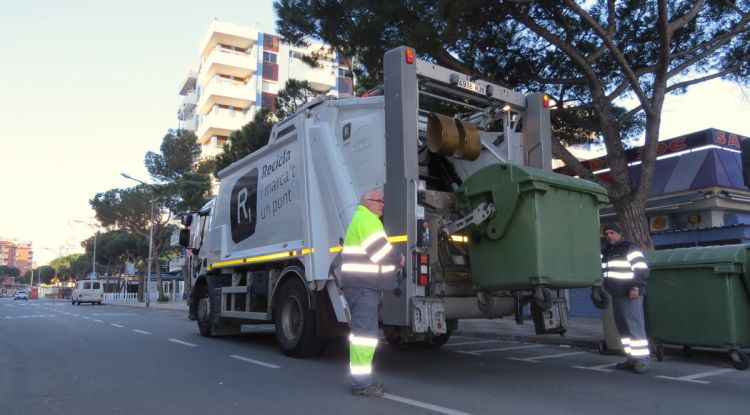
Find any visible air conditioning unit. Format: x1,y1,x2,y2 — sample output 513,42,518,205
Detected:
649,215,671,232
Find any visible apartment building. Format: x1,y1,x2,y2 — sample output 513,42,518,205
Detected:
178,20,353,158
0,239,33,275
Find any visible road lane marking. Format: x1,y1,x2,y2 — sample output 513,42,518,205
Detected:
229,354,280,369
93,319,103,322
383,393,473,415
82,316,91,319
169,339,198,348
657,368,735,384
443,340,498,347
133,329,150,334
110,324,124,328
573,362,616,372
456,344,544,355
509,351,586,363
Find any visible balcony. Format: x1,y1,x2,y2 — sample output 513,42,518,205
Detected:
179,70,198,95
196,107,252,144
179,118,197,132
287,59,335,93
197,76,256,115
178,90,199,120
199,20,258,59
198,47,257,86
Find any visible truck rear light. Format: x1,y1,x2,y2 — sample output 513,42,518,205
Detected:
543,94,550,108
405,49,415,64
417,254,429,285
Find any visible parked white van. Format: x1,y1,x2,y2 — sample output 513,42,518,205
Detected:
72,280,103,305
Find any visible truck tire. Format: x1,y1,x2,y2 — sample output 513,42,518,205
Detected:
274,274,325,357
196,293,213,337
426,330,453,350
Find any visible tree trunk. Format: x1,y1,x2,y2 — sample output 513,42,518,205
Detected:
613,196,654,251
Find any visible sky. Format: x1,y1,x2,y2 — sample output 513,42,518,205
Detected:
1,1,749,266
0,0,276,265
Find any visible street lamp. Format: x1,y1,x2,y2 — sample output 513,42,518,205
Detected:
121,172,154,307
73,220,99,279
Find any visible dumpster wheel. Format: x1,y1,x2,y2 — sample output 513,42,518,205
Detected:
654,343,664,362
598,340,609,355
728,349,749,370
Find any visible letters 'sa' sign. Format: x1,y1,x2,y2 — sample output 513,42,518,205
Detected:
230,167,258,242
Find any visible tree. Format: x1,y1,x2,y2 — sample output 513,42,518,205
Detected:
276,79,318,118
50,254,90,280
0,265,21,277
275,0,750,249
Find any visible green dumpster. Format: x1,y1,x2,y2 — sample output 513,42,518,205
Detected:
645,245,750,369
456,163,608,290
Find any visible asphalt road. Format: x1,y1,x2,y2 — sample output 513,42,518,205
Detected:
2,299,748,415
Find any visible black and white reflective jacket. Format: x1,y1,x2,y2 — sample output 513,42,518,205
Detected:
601,240,649,296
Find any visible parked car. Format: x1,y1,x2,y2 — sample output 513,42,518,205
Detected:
14,290,28,300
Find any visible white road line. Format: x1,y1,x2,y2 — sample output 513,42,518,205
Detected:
456,344,544,355
229,354,280,369
82,316,91,319
443,340,498,347
657,368,735,384
573,362,617,372
133,329,150,335
383,393,474,415
92,319,103,322
110,324,124,328
4,316,11,319
169,339,198,348
509,351,586,363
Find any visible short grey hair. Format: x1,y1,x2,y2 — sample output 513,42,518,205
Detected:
360,188,383,204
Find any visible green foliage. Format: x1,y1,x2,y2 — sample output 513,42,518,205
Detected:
0,265,21,277
276,79,317,119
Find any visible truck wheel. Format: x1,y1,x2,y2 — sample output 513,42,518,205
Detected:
426,330,453,350
383,325,428,350
532,287,553,311
274,275,325,357
197,292,213,337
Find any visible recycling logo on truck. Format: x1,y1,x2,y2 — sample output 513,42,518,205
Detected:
230,167,258,242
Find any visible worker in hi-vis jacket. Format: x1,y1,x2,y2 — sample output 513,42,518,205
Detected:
601,222,651,374
340,189,405,397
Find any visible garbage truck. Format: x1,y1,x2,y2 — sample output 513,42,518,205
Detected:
178,46,608,357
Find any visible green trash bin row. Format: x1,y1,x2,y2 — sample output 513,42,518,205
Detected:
456,163,608,290
644,244,750,369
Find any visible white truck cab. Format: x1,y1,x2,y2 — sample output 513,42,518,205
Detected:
72,280,103,305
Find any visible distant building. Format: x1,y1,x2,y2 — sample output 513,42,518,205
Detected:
0,238,33,275
178,19,353,158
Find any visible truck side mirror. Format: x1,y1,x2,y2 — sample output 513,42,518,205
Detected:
178,228,190,247
181,215,193,227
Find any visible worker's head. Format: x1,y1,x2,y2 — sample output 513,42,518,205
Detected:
603,222,623,245
361,189,385,216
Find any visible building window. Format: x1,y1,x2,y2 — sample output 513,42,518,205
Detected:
263,34,280,52
263,62,279,81
216,136,229,148
338,55,352,68
289,50,303,60
263,51,277,64
338,67,352,78
262,92,277,110
337,77,353,96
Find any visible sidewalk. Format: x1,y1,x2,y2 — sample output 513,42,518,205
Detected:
112,299,605,350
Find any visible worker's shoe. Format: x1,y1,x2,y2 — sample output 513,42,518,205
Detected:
615,360,635,370
351,382,384,397
632,361,650,374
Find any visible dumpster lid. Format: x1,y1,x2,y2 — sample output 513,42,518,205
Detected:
646,244,750,269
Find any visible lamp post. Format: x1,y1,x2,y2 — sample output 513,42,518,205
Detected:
121,172,154,307
73,220,99,279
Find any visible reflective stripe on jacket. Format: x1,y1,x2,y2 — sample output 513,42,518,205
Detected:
601,240,649,296
340,205,401,291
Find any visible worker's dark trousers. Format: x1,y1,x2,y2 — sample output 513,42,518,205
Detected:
342,287,381,389
612,295,651,365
